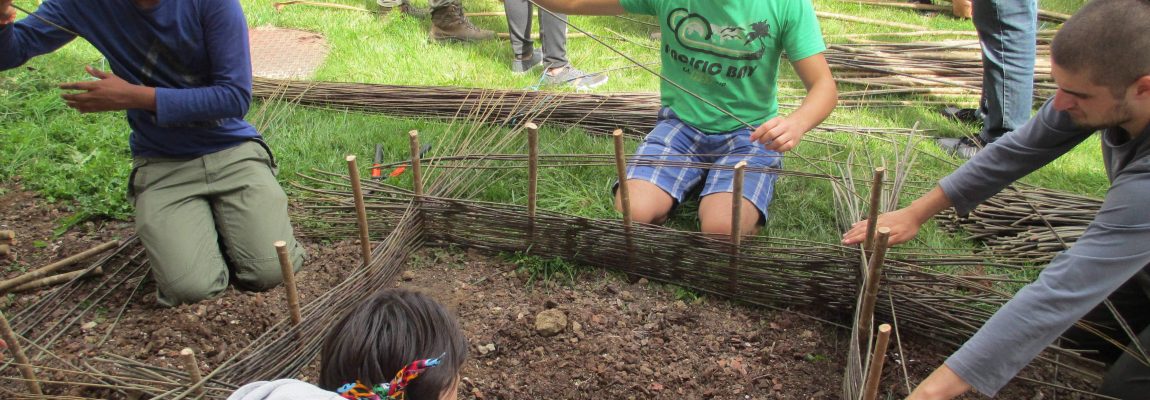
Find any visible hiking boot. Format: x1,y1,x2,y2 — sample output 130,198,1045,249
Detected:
511,49,543,74
430,3,494,42
941,105,983,124
544,66,608,91
936,135,986,159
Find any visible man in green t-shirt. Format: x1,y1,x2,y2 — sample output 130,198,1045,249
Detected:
533,0,838,236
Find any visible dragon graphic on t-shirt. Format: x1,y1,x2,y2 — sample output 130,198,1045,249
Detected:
667,8,769,61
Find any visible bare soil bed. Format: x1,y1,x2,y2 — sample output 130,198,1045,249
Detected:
0,182,1098,399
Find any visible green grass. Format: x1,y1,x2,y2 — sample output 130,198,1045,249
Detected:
0,0,1104,264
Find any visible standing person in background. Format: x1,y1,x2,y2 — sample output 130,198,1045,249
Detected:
844,0,1150,397
0,0,306,307
530,0,837,237
937,0,1037,159
502,0,608,90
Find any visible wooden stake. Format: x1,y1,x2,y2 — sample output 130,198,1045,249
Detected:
612,129,632,230
409,130,424,197
526,122,540,244
0,310,42,395
275,241,302,326
526,123,539,219
857,228,891,352
730,161,747,245
0,230,13,241
728,161,747,293
0,243,9,259
862,324,893,400
346,155,373,266
0,239,120,293
10,266,103,293
863,168,886,252
179,348,205,397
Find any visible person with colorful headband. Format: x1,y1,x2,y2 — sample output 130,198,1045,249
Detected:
843,0,1150,398
0,0,306,307
228,289,469,400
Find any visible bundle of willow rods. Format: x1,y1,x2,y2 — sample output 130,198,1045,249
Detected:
253,77,661,136
937,187,1101,262
253,77,956,136
824,40,1056,99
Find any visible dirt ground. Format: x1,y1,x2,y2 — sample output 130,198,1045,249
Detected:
0,182,1100,399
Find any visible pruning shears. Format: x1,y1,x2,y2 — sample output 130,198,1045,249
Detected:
371,143,432,182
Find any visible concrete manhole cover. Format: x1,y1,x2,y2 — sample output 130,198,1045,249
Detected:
249,27,329,79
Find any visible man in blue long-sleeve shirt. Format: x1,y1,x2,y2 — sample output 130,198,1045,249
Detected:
0,0,306,307
844,0,1150,398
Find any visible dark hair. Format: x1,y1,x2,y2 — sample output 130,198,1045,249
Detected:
319,288,468,399
1051,0,1150,96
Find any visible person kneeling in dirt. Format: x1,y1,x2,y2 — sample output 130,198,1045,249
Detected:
228,288,469,400
533,0,838,237
0,0,306,307
842,1,1150,398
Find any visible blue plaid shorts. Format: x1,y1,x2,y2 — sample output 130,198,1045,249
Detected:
623,108,783,222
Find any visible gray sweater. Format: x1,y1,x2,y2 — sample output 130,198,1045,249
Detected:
938,99,1150,396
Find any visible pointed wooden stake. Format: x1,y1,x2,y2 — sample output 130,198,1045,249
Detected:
0,239,120,293
409,130,424,197
526,122,540,244
346,155,373,266
180,348,205,397
275,241,302,326
10,266,103,293
730,161,748,245
857,227,891,352
612,129,632,230
0,311,42,395
863,167,886,252
727,161,748,292
862,324,893,400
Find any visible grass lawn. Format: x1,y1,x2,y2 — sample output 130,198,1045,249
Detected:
0,0,1104,253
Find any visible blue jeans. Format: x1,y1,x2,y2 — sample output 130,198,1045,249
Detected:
974,0,1037,143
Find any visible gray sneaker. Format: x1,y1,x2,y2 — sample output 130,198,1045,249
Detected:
511,49,543,74
936,136,985,160
543,66,608,90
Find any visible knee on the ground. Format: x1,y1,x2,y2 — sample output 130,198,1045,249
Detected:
159,275,226,307
233,258,289,291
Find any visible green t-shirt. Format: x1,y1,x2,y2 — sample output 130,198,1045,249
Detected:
619,0,826,133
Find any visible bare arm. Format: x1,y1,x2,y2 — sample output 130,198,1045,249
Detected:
751,53,837,152
841,186,952,246
531,0,625,16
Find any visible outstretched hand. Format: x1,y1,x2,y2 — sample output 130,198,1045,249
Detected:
59,66,155,113
841,207,926,247
750,116,805,152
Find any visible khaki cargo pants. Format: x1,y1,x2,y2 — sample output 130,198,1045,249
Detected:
130,141,305,307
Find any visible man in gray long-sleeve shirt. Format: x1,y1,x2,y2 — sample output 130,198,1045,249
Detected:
842,0,1150,398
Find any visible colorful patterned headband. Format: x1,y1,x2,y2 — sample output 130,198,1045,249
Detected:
337,354,444,400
